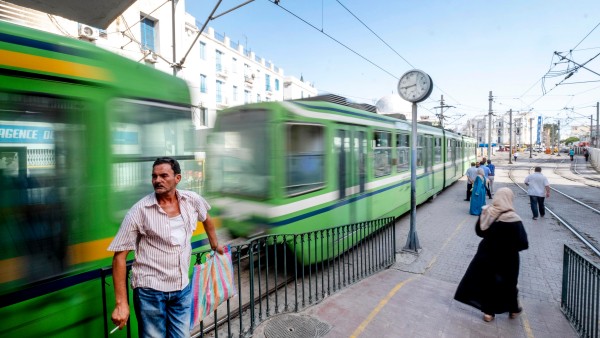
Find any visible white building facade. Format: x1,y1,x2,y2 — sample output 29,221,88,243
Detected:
0,0,317,130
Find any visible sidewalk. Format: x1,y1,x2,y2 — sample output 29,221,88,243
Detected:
254,154,580,337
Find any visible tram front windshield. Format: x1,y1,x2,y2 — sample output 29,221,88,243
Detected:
207,109,270,199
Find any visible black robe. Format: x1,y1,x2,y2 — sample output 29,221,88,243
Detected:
454,218,529,315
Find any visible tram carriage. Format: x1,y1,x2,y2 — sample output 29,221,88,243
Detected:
206,95,477,263
0,21,206,337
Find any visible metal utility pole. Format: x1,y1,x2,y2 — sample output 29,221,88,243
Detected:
488,91,493,158
434,95,454,128
405,102,421,252
591,115,594,147
509,109,513,164
558,120,561,155
594,102,600,148
529,118,533,158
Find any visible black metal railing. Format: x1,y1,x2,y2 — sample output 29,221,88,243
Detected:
561,244,600,338
191,217,396,338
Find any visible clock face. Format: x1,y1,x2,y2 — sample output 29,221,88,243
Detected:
397,70,433,103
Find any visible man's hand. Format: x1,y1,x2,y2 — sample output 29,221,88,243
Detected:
111,303,130,330
214,243,225,255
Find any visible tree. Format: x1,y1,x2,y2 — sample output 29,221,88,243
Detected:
562,136,579,145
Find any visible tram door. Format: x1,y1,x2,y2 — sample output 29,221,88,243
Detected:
423,135,434,192
335,126,368,224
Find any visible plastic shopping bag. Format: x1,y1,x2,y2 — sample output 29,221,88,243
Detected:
190,245,237,328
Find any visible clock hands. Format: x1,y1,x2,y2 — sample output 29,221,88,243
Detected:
400,84,416,90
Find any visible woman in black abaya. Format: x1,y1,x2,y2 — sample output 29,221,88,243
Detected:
454,187,529,322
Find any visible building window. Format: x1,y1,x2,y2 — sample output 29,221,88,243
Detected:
216,50,223,72
232,57,237,73
216,80,222,103
265,74,271,91
244,90,250,104
141,16,156,51
200,74,207,93
199,42,206,60
199,107,207,127
233,86,238,101
257,94,261,103
275,79,280,91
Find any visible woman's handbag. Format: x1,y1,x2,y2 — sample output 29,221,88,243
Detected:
190,245,237,328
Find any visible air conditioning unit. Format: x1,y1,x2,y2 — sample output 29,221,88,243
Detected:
78,24,99,40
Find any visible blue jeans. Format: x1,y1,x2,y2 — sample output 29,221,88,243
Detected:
529,195,546,218
133,283,192,338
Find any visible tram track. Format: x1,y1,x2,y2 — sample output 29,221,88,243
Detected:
508,161,600,257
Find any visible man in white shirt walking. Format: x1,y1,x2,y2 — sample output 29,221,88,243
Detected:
524,166,550,220
108,157,224,337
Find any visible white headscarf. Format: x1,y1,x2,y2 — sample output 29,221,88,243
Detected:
479,187,522,230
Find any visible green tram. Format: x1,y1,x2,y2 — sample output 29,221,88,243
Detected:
0,21,208,336
206,96,477,262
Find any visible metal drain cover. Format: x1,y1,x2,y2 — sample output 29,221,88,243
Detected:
264,314,331,338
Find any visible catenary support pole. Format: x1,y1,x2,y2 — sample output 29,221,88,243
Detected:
508,109,513,164
488,91,492,158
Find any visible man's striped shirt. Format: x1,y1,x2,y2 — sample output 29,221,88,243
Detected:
108,190,210,292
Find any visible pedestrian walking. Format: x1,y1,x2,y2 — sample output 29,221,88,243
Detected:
464,162,478,201
524,166,550,220
584,148,590,162
108,157,224,337
569,148,575,161
486,159,496,195
469,168,487,215
480,160,492,199
513,151,518,162
455,187,529,322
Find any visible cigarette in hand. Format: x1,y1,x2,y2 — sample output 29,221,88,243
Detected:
110,326,120,334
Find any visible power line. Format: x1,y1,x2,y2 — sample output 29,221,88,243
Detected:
571,21,600,51
266,0,398,80
334,0,414,69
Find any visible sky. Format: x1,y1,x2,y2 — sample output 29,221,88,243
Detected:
186,0,600,131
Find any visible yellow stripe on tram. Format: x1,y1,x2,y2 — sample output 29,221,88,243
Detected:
0,49,112,81
0,222,214,283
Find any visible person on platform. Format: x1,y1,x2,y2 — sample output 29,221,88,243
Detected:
524,166,550,220
480,160,492,199
486,159,496,195
583,148,590,162
454,187,529,323
469,168,487,215
108,157,224,337
513,151,519,162
569,148,575,161
464,162,478,202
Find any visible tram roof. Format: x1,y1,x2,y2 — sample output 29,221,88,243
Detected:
8,0,135,29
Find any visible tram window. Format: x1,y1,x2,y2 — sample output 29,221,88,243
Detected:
207,110,270,198
417,135,424,168
0,91,86,284
373,131,392,177
434,137,442,163
286,124,325,196
110,99,197,212
396,133,409,173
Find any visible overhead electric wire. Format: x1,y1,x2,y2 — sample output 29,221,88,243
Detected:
571,21,600,51
334,0,414,69
267,0,398,80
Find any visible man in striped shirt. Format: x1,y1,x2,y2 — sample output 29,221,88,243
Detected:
108,157,224,337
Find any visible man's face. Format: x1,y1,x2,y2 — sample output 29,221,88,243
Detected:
152,163,181,195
